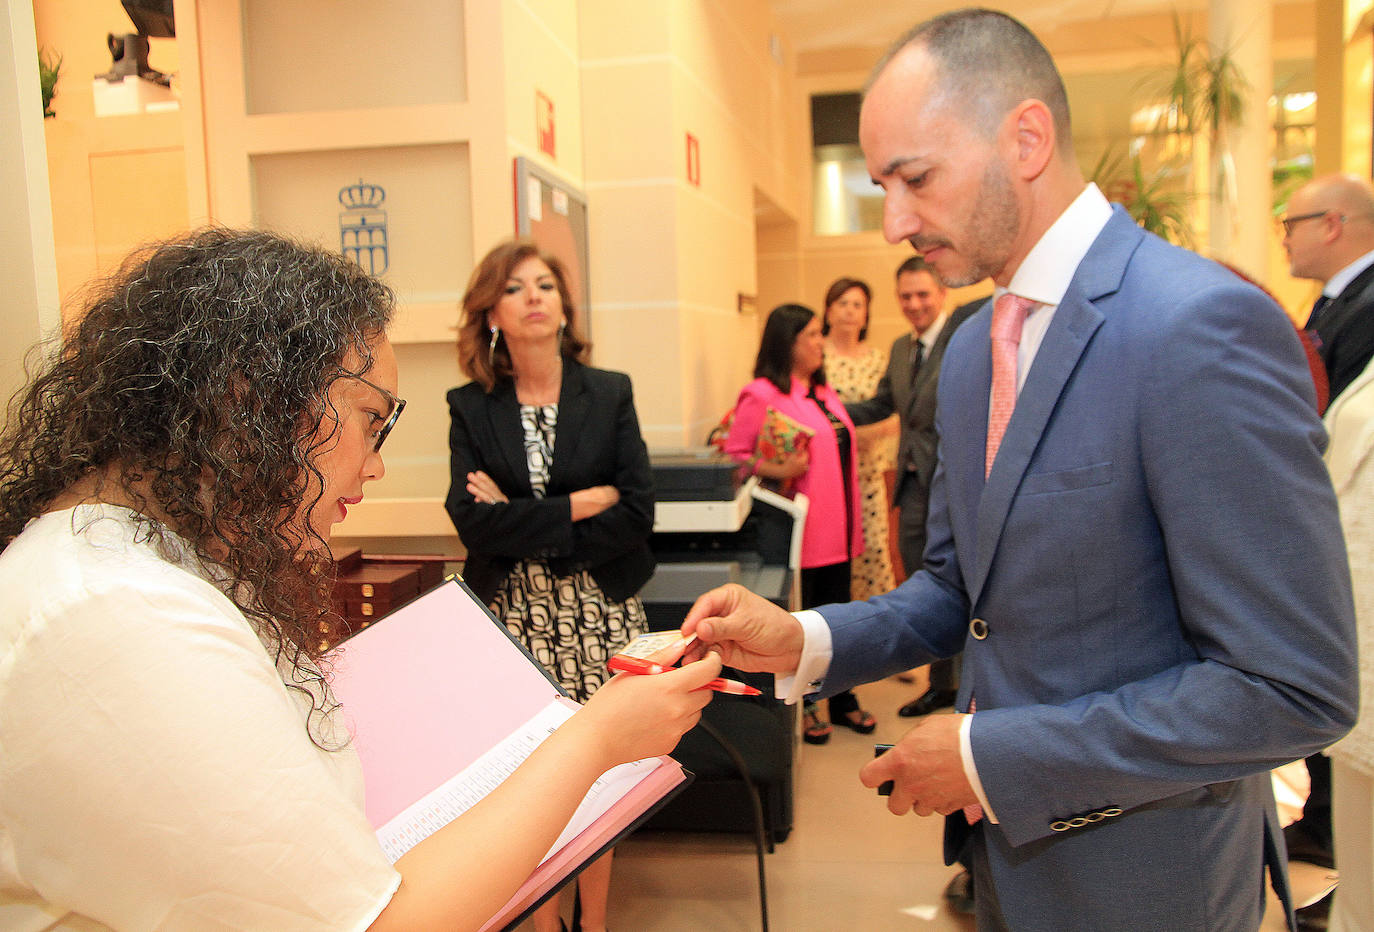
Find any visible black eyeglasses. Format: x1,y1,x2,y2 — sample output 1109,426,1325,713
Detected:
352,375,406,452
1279,210,1334,236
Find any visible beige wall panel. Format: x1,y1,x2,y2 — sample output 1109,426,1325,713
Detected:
1344,28,1373,180
241,0,467,114
43,118,98,312
88,147,188,274
674,181,754,311
45,110,187,309
370,341,462,501
755,210,802,332
4,0,59,413
672,77,749,205
521,0,580,42
589,302,686,448
582,183,678,303
677,301,755,445
671,1,781,188
251,143,473,305
577,0,669,59
581,64,675,179
505,0,584,182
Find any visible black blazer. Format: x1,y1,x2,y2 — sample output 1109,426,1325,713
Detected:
1315,261,1374,401
845,298,980,501
445,361,656,604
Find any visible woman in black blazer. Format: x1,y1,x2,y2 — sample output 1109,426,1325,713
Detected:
445,240,654,932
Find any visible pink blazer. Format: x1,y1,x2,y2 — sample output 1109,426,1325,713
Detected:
725,376,865,569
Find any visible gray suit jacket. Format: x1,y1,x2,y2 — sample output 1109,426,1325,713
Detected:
819,208,1357,929
846,300,979,503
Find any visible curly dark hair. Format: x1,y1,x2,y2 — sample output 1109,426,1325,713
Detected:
457,239,589,390
0,228,394,735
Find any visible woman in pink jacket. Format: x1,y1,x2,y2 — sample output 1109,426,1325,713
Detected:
725,303,874,743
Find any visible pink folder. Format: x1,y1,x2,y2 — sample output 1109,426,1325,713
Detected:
326,577,689,931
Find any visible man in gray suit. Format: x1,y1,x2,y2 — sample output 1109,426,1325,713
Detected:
848,257,978,717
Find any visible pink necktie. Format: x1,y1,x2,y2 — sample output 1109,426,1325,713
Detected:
985,294,1033,477
966,295,1031,824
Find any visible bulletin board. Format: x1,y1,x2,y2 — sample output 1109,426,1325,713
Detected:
513,157,591,337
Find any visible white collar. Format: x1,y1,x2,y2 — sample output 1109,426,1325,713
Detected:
1323,248,1374,299
1003,183,1114,307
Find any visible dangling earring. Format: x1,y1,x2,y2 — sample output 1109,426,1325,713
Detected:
488,324,500,364
558,319,567,341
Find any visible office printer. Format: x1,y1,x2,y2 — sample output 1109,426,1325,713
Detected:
640,448,806,843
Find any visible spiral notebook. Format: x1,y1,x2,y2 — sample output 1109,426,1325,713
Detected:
325,576,690,931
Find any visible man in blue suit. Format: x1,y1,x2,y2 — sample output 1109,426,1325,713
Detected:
684,9,1357,930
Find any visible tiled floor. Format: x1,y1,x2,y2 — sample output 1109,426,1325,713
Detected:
524,673,1338,931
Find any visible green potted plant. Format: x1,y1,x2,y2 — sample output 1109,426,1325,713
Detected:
39,48,62,119
1150,14,1247,147
1090,146,1196,248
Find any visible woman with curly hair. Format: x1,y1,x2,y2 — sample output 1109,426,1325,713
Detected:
0,228,718,931
446,240,657,932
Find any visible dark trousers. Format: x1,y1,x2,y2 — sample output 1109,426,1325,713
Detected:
1294,751,1333,848
800,561,862,721
897,475,958,694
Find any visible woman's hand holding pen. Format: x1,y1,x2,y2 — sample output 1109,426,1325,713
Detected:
576,654,723,766
466,471,509,504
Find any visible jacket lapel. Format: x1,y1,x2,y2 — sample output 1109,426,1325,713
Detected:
488,379,533,495
551,362,589,483
966,210,1136,603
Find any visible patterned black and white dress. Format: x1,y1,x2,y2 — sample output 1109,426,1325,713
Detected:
488,403,648,702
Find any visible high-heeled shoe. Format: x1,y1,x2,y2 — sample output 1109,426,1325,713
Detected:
833,708,877,734
802,711,832,744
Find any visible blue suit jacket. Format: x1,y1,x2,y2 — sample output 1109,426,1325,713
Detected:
818,209,1358,929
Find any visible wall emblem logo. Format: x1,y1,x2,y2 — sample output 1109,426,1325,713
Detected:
339,179,388,275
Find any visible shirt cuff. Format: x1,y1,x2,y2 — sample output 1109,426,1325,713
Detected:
773,610,833,704
959,712,998,823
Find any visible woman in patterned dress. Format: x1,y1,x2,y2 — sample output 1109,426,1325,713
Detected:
820,277,898,600
446,240,656,932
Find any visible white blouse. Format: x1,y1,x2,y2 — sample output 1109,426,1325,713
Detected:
0,505,400,930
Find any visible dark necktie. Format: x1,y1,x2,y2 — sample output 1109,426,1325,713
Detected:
1307,294,1331,330
910,340,926,383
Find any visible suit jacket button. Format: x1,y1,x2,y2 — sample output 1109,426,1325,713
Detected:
970,618,989,639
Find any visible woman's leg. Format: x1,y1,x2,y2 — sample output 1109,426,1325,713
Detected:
574,849,614,932
801,561,876,732
531,893,564,932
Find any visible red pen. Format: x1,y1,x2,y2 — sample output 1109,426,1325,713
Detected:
702,677,762,696
607,649,761,695
607,654,668,675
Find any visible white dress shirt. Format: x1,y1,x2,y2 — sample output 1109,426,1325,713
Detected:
1323,247,1374,300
